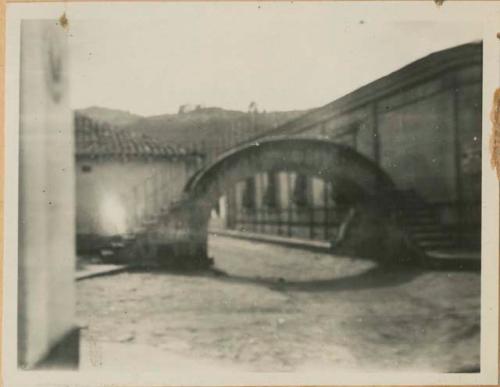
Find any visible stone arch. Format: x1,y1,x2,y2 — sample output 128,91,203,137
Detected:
185,136,394,210
148,136,416,269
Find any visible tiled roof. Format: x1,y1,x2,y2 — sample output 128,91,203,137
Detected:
74,113,196,160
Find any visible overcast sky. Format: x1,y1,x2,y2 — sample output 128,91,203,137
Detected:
67,5,483,116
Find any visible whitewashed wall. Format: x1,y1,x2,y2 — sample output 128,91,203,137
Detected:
76,159,192,236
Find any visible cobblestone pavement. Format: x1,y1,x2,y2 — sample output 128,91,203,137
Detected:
77,235,480,373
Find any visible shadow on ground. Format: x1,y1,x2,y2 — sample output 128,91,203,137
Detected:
207,265,425,293
128,256,479,294
127,264,426,293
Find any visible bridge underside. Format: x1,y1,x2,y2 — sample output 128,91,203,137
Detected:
122,137,423,269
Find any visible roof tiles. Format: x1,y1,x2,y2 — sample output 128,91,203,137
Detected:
75,113,196,160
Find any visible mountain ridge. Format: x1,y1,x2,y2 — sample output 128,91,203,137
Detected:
75,105,308,152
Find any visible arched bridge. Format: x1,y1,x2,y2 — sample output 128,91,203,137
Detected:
135,136,416,268
185,136,394,205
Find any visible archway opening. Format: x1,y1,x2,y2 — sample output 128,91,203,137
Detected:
156,137,406,271
206,171,378,281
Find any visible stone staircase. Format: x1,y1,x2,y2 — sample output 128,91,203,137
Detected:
94,166,185,265
392,189,480,268
97,234,135,263
97,209,171,266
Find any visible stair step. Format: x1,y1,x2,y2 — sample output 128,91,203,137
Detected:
396,205,434,211
391,189,462,252
396,196,422,203
110,241,126,249
427,249,480,260
397,213,436,221
394,208,431,215
408,224,445,232
400,216,440,224
133,226,147,234
413,232,452,241
399,199,421,204
417,240,457,249
390,188,417,195
398,209,435,214
415,238,457,246
405,221,440,229
99,249,115,257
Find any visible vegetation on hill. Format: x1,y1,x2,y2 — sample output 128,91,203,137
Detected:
75,105,307,154
77,106,143,128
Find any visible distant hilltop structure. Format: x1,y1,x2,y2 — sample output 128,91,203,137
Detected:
248,101,258,114
178,103,205,114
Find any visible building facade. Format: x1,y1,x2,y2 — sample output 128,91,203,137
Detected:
213,42,482,251
75,113,201,252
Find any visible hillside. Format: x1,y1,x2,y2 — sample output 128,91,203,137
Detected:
75,106,307,158
77,106,143,128
125,107,306,149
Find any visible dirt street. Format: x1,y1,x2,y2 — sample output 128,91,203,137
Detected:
77,235,480,373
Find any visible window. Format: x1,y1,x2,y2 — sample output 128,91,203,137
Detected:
81,165,92,173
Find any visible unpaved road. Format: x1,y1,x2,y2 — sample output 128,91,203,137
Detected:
77,235,480,373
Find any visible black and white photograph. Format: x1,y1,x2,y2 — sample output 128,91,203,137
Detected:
3,2,500,386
